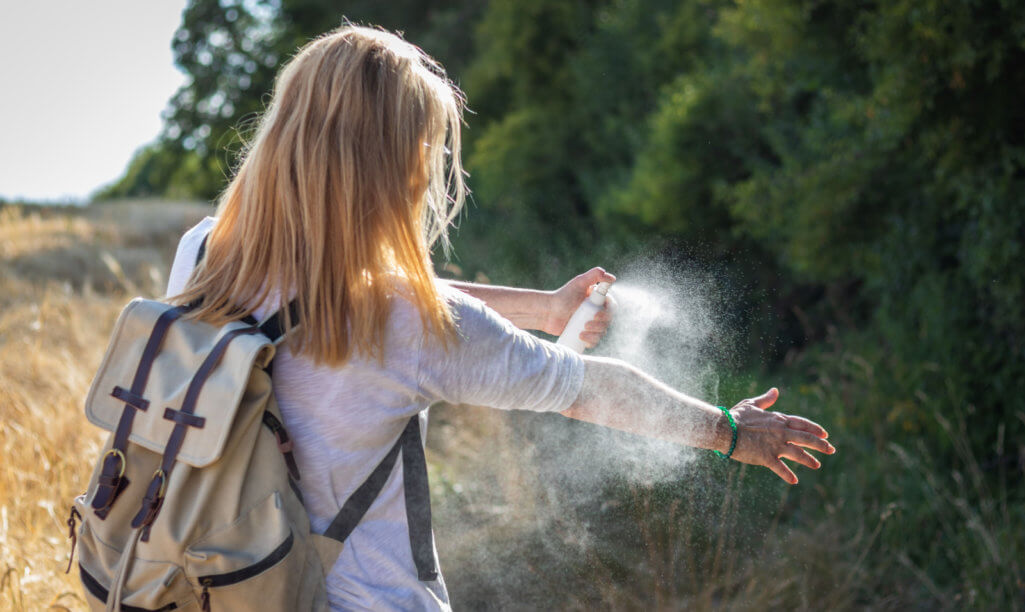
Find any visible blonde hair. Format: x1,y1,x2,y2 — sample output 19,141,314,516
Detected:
173,25,466,365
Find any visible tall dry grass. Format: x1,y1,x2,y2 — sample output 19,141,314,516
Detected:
0,202,207,611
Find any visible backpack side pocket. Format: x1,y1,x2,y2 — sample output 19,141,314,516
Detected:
184,490,324,611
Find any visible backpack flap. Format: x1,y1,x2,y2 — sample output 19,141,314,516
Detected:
85,298,276,467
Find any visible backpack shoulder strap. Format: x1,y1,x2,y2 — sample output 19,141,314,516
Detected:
258,300,300,343
321,416,437,581
195,233,208,267
193,231,300,337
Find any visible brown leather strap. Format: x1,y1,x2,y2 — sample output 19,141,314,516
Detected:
131,470,167,541
262,411,301,481
93,305,188,515
112,305,190,452
93,476,129,520
64,506,81,574
160,326,262,475
110,386,149,412
162,408,206,429
131,326,262,537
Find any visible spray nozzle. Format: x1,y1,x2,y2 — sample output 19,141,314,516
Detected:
588,281,612,305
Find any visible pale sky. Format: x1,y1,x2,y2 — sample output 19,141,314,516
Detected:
0,1,189,202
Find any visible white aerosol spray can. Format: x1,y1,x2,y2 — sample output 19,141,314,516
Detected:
556,282,612,353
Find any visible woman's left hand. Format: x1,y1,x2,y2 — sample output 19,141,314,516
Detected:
543,267,616,346
727,388,835,484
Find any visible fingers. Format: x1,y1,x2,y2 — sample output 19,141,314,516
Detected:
767,458,799,485
778,444,821,470
786,429,836,455
580,314,612,347
583,311,612,330
781,414,829,438
580,328,606,346
768,439,831,485
581,267,616,294
751,387,779,410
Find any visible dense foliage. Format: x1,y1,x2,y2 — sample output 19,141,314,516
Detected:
102,0,1025,606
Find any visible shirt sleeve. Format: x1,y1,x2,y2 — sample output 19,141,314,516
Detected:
166,217,216,297
417,284,585,413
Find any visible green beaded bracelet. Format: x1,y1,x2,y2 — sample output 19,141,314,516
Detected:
713,406,737,459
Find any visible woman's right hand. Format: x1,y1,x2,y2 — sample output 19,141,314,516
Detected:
727,388,836,484
543,267,616,343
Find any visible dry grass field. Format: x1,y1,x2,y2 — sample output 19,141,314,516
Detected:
0,201,209,610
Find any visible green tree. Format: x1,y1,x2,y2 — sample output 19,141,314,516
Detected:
105,0,484,201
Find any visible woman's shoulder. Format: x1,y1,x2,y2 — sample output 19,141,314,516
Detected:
166,216,217,297
177,215,217,257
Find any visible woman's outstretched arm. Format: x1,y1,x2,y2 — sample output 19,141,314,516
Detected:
562,356,835,484
447,267,616,346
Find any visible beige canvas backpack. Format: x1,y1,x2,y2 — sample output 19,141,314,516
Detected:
67,237,440,610
65,296,341,611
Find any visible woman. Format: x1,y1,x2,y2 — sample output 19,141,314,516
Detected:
168,25,834,611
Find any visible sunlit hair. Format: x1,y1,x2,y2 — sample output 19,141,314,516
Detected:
172,25,466,365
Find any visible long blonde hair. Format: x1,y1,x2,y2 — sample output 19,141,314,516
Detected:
173,25,466,365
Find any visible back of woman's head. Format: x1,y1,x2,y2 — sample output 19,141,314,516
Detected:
174,25,466,365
